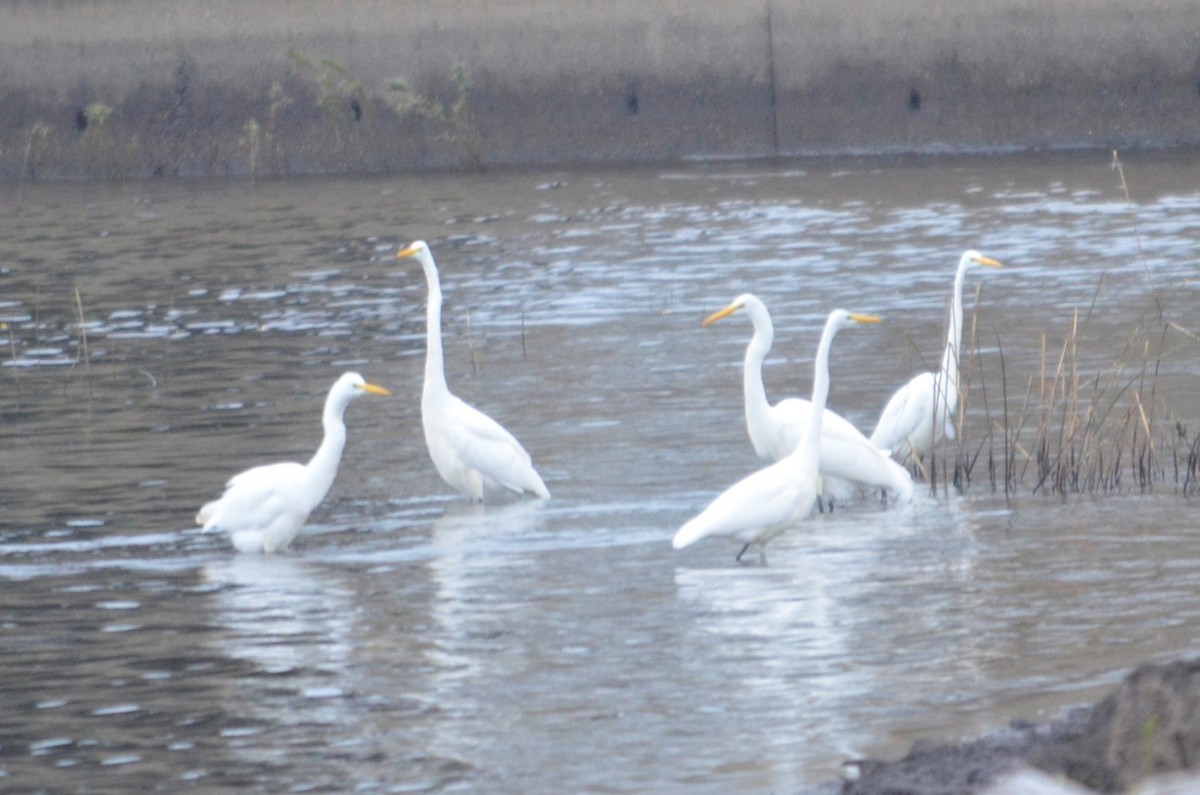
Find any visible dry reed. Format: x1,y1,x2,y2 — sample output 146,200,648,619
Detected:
908,153,1193,498
73,285,94,399
933,306,1182,497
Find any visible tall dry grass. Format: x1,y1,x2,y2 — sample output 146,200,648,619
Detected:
910,151,1197,498
925,288,1185,498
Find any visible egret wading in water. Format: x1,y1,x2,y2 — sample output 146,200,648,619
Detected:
397,240,550,502
702,294,912,507
196,372,391,554
673,309,882,563
870,250,1002,464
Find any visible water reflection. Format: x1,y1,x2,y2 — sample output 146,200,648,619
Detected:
425,500,546,660
199,550,473,791
429,500,546,569
199,554,356,786
674,559,852,789
421,502,545,765
670,495,1014,783
204,555,354,680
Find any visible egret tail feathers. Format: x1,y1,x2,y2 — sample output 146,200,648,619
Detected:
196,500,220,529
671,519,709,550
527,472,551,500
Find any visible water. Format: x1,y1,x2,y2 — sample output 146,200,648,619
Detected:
2,151,1200,792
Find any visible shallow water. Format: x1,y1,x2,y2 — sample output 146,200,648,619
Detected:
2,152,1200,792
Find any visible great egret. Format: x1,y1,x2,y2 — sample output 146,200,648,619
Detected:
703,294,912,505
196,372,391,553
673,309,881,562
869,250,1002,463
396,240,551,502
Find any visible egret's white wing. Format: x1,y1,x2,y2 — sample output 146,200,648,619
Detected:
772,398,912,500
870,371,936,457
816,435,914,502
673,459,818,550
223,461,304,494
442,395,550,498
197,462,312,552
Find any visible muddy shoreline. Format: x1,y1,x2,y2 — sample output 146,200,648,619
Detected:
840,659,1200,795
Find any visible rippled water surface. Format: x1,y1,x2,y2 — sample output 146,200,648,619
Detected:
3,152,1200,793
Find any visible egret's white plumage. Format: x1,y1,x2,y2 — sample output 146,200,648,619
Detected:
673,309,881,561
703,294,912,504
870,250,1002,462
397,240,550,502
196,372,391,553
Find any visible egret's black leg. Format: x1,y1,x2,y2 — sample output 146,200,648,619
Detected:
735,543,751,562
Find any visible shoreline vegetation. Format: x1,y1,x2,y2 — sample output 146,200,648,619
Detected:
911,154,1199,502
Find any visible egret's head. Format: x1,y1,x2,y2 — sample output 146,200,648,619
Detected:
339,371,391,398
963,250,1003,269
847,312,882,325
396,240,432,262
827,309,882,332
702,293,759,327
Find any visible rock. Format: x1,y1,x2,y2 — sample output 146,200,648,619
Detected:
983,768,1200,795
841,659,1200,795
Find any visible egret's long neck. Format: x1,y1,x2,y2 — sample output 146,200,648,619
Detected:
799,317,836,473
422,259,449,399
305,396,349,509
940,262,968,401
742,308,776,454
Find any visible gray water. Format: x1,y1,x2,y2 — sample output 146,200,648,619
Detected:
2,152,1200,793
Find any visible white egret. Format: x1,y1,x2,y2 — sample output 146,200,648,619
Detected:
673,309,881,562
196,372,391,554
703,294,912,505
397,240,550,502
869,250,1002,463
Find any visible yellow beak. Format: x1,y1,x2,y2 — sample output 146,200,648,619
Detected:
849,313,883,324
702,303,742,327
358,382,392,396
396,244,420,260
972,254,1003,268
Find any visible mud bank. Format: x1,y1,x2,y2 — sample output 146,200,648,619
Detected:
842,659,1200,795
1,1,1199,180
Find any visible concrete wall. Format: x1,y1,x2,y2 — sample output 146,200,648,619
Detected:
0,0,1197,179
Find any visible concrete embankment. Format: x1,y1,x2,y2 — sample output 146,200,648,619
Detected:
1,0,1198,179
